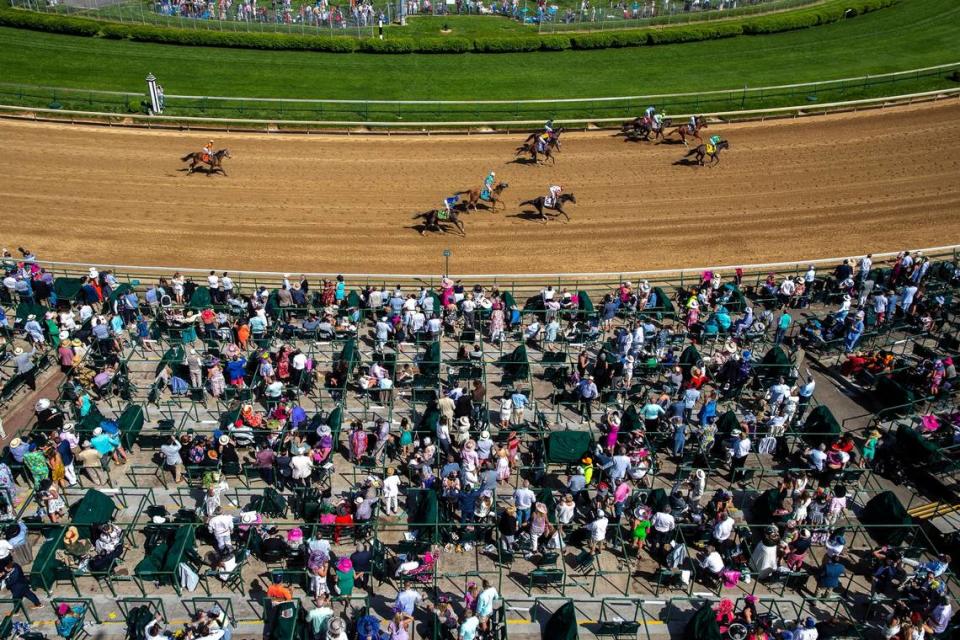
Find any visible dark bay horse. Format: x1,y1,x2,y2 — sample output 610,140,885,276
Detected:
457,182,509,212
181,148,231,175
621,116,671,142
519,192,576,222
683,140,730,166
414,209,466,236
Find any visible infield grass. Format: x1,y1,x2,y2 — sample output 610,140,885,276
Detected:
0,0,958,101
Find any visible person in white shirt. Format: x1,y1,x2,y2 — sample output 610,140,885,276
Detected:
382,468,401,515
290,454,314,484
712,513,735,544
650,507,675,545
796,617,819,640
207,510,234,550
216,549,237,581
730,431,751,481
859,254,873,282
207,271,219,291
699,545,725,577
588,510,609,555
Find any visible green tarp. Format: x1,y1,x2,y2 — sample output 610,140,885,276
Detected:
546,431,591,464
896,423,940,464
68,489,118,540
419,342,441,380
875,376,916,415
135,526,196,583
749,487,782,526
862,491,913,546
108,283,132,304
117,404,145,451
651,287,675,317
53,277,83,302
501,344,529,380
339,339,357,376
758,345,792,383
15,302,44,325
264,600,300,640
683,602,721,640
30,529,68,592
802,405,842,448
156,345,185,376
679,345,702,379
543,602,578,640
187,286,212,310
577,291,595,315
724,285,747,313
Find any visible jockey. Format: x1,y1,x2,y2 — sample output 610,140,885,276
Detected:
547,185,562,207
201,140,214,162
652,111,664,130
688,115,698,132
443,196,459,217
643,105,656,120
709,134,722,148
483,171,496,196
544,119,554,136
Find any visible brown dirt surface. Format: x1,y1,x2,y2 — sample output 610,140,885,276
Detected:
2,100,959,275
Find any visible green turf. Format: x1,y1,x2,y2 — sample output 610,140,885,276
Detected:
387,15,532,38
0,0,957,102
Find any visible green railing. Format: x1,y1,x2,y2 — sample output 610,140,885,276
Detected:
1,62,958,124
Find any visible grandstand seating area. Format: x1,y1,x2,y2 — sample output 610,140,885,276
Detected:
0,248,958,640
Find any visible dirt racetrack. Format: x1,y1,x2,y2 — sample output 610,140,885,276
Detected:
1,100,960,275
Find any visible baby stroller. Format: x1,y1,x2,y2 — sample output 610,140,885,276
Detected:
396,549,440,586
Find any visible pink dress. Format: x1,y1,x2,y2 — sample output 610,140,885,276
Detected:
605,425,620,451
350,430,368,461
496,454,510,481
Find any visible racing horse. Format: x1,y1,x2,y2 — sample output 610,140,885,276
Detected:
519,192,576,223
516,129,563,165
621,116,671,142
457,181,510,212
683,139,730,166
414,208,466,236
667,119,707,147
181,148,231,175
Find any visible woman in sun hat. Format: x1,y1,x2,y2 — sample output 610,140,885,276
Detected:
861,429,881,468
335,556,355,596
529,502,549,553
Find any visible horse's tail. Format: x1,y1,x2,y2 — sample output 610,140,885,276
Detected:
454,190,473,196
181,153,194,162
684,148,697,157
519,199,537,207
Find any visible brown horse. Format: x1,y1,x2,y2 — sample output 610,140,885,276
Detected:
457,182,509,212
668,119,707,147
683,140,730,166
181,148,231,175
519,192,576,223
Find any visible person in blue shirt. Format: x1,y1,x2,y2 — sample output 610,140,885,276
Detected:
55,603,84,638
844,312,865,352
335,275,345,302
817,554,845,596
775,308,792,344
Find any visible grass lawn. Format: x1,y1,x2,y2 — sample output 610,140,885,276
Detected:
0,0,957,103
386,15,532,38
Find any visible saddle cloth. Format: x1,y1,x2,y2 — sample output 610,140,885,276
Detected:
706,143,716,155
544,196,555,208
480,189,490,201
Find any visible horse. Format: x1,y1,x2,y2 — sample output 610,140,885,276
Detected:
683,140,730,166
522,127,564,152
516,129,562,165
457,182,509,212
621,116,671,142
518,192,577,223
414,208,466,236
181,148,231,175
668,120,707,147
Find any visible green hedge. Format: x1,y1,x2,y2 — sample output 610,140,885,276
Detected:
0,0,899,54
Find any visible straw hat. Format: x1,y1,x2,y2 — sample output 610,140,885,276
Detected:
88,267,99,279
318,424,332,436
60,331,69,341
241,512,257,524
72,339,83,347
480,430,490,440
464,439,476,450
64,526,79,544
219,435,230,446
13,347,23,356
328,618,345,636
35,398,51,412
458,416,471,428
535,502,547,515
354,497,364,505
93,427,103,436
63,422,75,433
26,314,35,321
441,277,453,288
563,493,574,504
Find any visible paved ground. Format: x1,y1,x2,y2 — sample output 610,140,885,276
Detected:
1,100,959,273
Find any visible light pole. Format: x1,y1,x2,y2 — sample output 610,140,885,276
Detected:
442,249,451,277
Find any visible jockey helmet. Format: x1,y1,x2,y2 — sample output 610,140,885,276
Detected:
207,140,214,145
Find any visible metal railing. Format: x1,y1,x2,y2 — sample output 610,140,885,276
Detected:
0,62,958,126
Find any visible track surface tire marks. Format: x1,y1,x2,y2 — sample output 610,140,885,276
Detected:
1,101,959,273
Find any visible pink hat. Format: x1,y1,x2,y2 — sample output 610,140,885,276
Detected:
57,603,70,616
336,557,353,572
